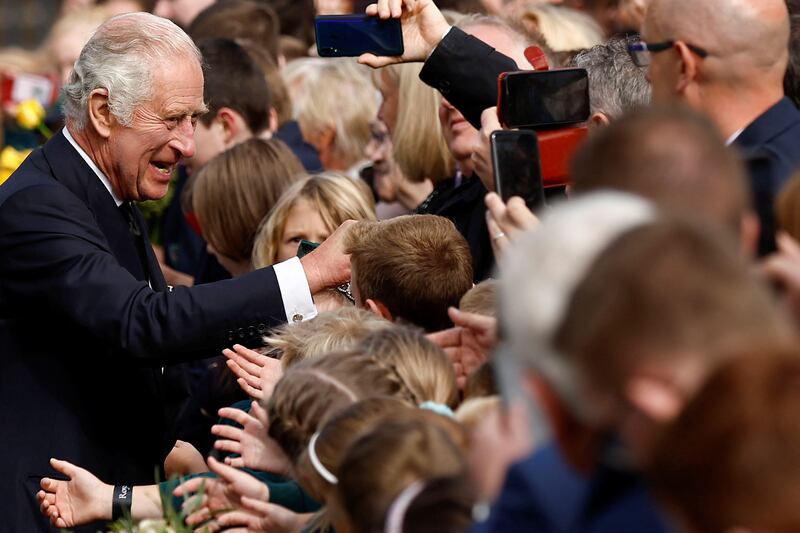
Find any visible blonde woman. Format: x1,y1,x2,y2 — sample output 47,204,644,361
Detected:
252,173,376,268
282,58,378,174
374,62,455,186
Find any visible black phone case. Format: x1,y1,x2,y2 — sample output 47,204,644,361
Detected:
315,15,404,57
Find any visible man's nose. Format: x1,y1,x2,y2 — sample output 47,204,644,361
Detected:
171,117,196,159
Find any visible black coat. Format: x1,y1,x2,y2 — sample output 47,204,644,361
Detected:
0,130,289,531
734,97,800,255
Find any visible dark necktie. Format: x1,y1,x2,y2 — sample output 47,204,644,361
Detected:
120,202,150,281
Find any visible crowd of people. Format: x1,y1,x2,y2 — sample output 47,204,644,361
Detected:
3,0,800,531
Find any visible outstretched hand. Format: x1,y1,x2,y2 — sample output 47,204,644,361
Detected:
224,344,283,400
357,0,451,68
212,402,291,475
428,307,498,388
37,458,112,527
202,497,310,533
174,456,270,527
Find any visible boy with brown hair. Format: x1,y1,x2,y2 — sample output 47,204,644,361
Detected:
346,214,473,332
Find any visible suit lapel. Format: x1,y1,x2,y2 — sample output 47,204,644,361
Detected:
41,130,162,287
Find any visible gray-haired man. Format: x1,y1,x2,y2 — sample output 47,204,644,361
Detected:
0,12,348,531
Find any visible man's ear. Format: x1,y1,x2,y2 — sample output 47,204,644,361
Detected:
625,375,684,423
87,88,114,139
365,298,393,321
674,41,699,96
589,112,611,128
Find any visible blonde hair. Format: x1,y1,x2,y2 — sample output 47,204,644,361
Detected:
263,307,394,369
345,215,474,332
266,351,414,464
518,3,605,52
252,172,376,267
283,57,378,169
376,64,455,183
459,279,497,317
359,326,459,408
191,138,304,262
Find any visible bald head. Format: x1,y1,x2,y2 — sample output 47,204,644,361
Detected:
645,0,789,76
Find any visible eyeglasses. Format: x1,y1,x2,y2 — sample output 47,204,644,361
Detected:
627,39,709,67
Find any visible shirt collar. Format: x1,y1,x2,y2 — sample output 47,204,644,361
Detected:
726,128,744,146
62,127,123,207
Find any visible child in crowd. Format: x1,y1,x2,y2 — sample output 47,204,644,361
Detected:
346,214,474,332
190,137,304,276
252,172,376,267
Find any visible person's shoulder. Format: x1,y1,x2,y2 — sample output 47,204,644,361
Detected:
0,149,60,208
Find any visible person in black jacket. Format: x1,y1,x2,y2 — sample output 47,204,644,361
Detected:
635,0,800,255
0,13,349,532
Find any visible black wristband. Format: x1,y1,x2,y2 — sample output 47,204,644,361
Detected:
112,484,132,521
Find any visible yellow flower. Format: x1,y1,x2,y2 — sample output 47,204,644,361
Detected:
0,146,32,186
16,99,46,130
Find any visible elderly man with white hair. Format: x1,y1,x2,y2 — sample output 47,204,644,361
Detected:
0,13,349,531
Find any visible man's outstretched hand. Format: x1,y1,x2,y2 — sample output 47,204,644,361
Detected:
358,0,451,68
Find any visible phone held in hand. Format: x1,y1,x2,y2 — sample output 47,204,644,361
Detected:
497,68,590,129
315,15,404,57
491,130,546,211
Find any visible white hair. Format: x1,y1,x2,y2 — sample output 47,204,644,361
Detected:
500,192,656,418
62,12,202,130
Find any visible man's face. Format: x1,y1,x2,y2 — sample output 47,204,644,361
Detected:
153,0,215,27
106,57,205,201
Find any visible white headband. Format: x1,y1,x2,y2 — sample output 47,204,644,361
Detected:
384,481,425,533
308,431,338,485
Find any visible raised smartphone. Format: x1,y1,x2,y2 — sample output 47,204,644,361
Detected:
497,68,590,129
315,15,404,57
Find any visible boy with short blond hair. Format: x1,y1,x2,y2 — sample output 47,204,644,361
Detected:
346,214,473,332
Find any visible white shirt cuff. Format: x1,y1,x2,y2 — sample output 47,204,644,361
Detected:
427,26,453,59
273,256,317,323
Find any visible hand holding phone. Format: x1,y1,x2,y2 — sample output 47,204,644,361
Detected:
316,15,404,57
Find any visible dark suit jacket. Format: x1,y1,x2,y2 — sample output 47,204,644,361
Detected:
472,444,671,533
733,97,800,255
0,131,290,531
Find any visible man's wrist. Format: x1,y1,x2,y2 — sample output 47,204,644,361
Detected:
299,254,323,294
111,484,133,521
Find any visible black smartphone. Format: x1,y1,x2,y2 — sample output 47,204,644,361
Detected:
491,130,545,211
315,15,404,57
497,68,590,129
